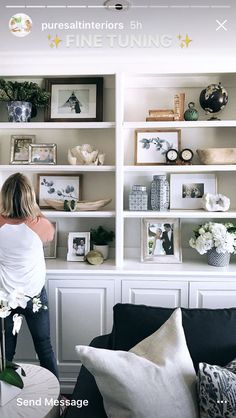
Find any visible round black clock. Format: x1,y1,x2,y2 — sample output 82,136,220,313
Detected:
179,148,194,164
166,148,178,164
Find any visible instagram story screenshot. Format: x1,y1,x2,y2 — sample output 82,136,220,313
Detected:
0,1,236,418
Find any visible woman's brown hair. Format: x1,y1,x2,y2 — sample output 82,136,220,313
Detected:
0,173,41,218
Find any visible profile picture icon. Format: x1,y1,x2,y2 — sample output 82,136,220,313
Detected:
9,14,32,37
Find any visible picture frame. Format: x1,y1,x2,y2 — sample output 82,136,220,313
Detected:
170,173,217,209
135,129,181,165
44,77,103,122
29,143,57,165
10,135,35,164
141,218,182,264
67,232,90,262
37,174,81,209
43,221,57,259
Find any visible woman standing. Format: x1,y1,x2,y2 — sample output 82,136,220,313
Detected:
0,173,58,378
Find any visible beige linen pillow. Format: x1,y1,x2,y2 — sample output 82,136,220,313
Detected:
76,308,199,418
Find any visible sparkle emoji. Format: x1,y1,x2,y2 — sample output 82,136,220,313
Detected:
48,34,62,49
177,34,192,48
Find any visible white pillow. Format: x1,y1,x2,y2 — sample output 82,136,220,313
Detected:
76,308,199,418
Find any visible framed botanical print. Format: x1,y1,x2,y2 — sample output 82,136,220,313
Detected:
141,218,182,263
37,174,81,209
135,129,181,165
67,232,90,262
170,173,217,209
44,77,103,122
10,135,35,164
43,221,57,258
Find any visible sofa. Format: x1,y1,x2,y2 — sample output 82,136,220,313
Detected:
65,303,236,418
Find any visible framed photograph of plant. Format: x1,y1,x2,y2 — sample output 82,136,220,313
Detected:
135,129,181,165
43,221,57,258
141,218,182,263
37,174,81,209
10,135,35,164
44,77,103,122
67,232,90,262
29,143,57,165
170,173,217,209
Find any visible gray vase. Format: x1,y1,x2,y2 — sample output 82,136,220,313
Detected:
7,101,32,122
150,175,170,211
207,248,230,267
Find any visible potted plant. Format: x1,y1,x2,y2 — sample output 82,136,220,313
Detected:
90,226,115,260
0,288,46,405
0,79,50,122
189,222,236,267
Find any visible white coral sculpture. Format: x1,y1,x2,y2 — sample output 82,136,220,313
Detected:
202,193,230,212
68,144,105,165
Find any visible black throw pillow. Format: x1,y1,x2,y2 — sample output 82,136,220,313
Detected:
198,358,236,418
111,303,236,371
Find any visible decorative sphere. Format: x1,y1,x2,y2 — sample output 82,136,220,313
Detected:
86,250,104,265
199,83,228,114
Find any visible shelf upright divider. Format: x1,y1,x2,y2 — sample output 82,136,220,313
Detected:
115,72,125,268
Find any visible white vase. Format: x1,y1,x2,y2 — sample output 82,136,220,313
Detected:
0,379,22,406
93,245,109,260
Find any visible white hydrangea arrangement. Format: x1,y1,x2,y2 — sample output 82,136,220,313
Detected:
189,222,236,255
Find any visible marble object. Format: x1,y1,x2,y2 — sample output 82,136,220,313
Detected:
1,363,60,418
68,144,105,165
202,193,230,212
86,250,104,265
197,148,236,165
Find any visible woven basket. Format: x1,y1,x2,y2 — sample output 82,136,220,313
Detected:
207,248,230,267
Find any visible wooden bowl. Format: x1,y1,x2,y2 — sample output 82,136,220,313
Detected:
44,198,112,211
197,148,236,165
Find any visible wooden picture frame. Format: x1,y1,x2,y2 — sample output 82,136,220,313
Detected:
37,174,81,209
67,232,90,262
43,221,57,258
29,143,57,165
10,135,35,164
44,77,103,122
141,218,182,263
135,129,181,165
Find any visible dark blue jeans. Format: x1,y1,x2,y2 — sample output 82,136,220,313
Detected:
4,286,59,379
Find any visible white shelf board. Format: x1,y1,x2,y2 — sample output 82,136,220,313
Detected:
124,165,236,173
123,257,236,277
124,121,236,129
124,210,236,219
45,255,236,277
42,210,116,218
0,122,115,129
46,257,117,274
0,165,116,173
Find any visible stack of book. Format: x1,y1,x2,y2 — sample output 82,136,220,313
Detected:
174,93,185,121
146,93,185,122
146,109,174,121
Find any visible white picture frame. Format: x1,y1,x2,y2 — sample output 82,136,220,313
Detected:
170,173,217,209
67,232,90,262
141,218,182,264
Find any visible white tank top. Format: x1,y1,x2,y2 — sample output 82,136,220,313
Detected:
0,223,46,297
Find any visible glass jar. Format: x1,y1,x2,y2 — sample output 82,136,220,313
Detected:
129,185,148,211
150,175,170,211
